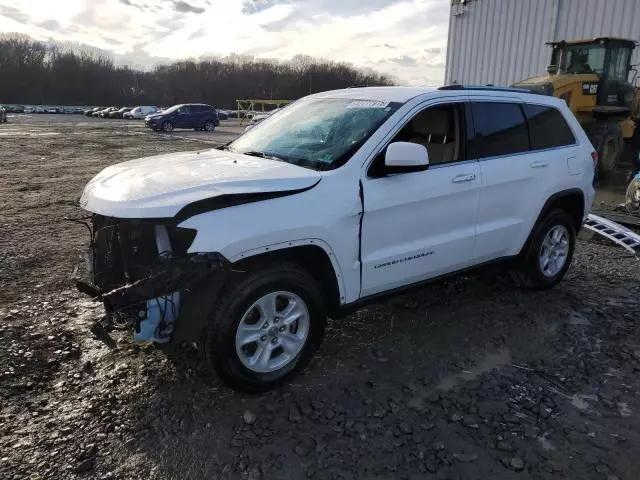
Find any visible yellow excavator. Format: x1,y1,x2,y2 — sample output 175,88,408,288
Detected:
513,37,640,177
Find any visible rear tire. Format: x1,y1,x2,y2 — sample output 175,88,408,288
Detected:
585,121,623,178
509,209,576,290
202,262,326,393
204,120,215,132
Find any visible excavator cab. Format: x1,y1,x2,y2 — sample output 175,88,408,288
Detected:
513,37,638,177
548,37,636,113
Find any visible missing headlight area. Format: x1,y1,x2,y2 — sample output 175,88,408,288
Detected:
75,215,227,344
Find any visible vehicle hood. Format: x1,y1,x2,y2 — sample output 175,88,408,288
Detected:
80,149,321,219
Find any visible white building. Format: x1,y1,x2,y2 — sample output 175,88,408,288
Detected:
445,0,640,86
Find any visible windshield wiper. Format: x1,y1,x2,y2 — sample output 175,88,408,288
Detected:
242,151,286,162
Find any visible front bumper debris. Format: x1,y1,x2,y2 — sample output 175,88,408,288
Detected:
77,252,225,311
72,214,228,344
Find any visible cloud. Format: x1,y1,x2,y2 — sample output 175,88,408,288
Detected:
188,27,207,40
0,5,31,24
36,19,64,31
389,55,417,67
0,0,450,85
117,43,173,69
277,0,397,17
172,1,206,14
241,0,289,15
259,0,399,30
118,0,149,11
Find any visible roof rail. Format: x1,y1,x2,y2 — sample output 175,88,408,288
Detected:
438,84,533,94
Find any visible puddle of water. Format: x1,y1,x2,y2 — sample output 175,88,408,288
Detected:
0,131,60,137
568,312,591,326
437,348,512,391
407,349,511,410
537,435,555,451
594,185,626,207
570,394,597,412
606,298,627,307
618,402,632,417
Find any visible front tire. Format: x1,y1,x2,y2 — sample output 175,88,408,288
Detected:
202,262,326,393
511,209,576,290
161,121,174,133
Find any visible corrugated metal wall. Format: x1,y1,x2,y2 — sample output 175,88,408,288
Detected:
445,0,640,86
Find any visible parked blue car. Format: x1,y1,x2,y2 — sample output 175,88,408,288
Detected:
145,103,220,133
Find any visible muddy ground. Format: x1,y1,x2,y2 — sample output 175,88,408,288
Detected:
1,114,639,480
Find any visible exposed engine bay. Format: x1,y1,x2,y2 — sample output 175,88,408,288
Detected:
74,215,227,344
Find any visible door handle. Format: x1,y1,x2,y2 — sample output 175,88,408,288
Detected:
531,160,548,168
451,173,476,183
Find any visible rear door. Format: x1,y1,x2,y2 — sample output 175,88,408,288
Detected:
523,102,582,208
191,105,205,127
469,99,540,261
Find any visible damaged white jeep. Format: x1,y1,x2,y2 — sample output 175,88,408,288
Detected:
76,86,595,391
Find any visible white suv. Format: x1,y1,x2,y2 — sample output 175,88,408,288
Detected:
77,86,596,391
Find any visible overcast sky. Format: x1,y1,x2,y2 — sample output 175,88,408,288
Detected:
0,0,449,85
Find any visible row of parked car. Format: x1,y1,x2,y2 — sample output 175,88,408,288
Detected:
15,106,86,114
85,104,232,123
84,106,161,119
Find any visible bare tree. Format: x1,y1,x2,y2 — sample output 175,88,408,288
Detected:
0,37,395,107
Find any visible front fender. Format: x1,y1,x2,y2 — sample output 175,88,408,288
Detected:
177,180,362,303
230,238,347,304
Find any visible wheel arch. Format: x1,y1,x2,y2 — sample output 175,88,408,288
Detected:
520,188,585,255
230,241,346,317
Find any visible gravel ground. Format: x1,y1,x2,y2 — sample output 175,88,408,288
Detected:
1,115,639,480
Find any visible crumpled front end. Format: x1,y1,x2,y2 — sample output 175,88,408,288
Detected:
74,215,228,344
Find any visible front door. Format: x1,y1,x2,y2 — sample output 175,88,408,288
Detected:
360,101,480,297
174,105,191,128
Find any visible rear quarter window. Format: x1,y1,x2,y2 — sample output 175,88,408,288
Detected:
470,102,530,158
523,103,576,150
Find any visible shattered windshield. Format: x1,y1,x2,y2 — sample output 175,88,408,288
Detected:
227,98,401,170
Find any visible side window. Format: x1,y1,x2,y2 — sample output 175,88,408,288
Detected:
190,105,203,113
368,103,464,177
523,104,576,150
178,106,191,114
470,102,529,158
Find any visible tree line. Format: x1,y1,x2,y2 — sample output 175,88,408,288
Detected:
0,37,394,108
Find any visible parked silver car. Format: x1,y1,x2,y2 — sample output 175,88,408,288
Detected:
124,106,160,119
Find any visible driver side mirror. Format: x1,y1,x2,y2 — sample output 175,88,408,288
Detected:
384,142,430,174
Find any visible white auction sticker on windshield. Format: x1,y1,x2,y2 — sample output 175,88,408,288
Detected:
347,100,389,109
